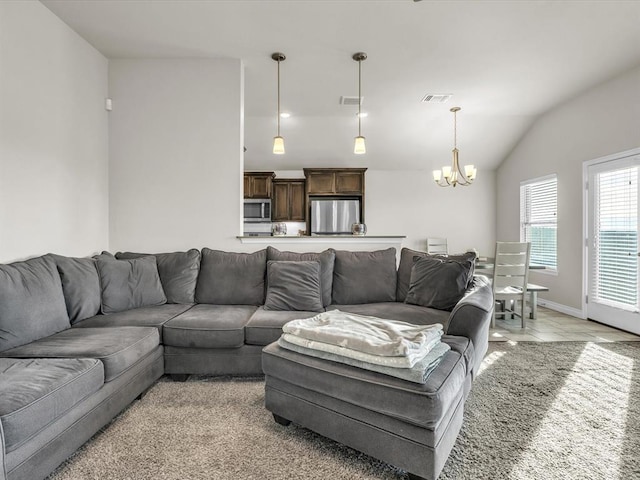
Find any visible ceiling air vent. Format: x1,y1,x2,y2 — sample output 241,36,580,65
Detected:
421,94,452,103
340,96,363,106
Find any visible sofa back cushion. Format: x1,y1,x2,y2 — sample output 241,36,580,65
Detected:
267,246,335,307
95,255,167,314
331,248,397,305
396,248,476,302
116,249,200,304
51,254,101,324
196,248,267,305
264,261,324,312
0,255,70,352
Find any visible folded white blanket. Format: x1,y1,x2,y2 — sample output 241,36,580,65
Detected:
282,333,442,368
282,310,443,358
278,337,451,384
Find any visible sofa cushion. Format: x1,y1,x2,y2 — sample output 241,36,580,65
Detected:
405,256,474,311
95,255,167,314
326,303,449,329
245,308,321,346
115,249,201,304
0,327,159,382
163,305,257,349
51,254,102,324
331,248,397,305
262,338,467,429
0,357,104,453
397,248,476,302
73,304,194,342
264,261,324,312
267,247,335,306
0,255,70,352
195,248,267,305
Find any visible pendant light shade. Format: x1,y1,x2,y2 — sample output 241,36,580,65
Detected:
353,52,367,155
273,136,285,154
272,52,286,155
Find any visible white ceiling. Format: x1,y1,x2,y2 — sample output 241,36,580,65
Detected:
42,0,640,172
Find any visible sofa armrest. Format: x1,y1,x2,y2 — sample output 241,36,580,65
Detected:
447,275,494,376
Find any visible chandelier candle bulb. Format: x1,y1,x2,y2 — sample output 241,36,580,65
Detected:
465,164,476,179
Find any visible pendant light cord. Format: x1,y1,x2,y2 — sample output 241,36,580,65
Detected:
358,58,362,136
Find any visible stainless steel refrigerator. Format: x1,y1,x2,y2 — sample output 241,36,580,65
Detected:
310,198,361,235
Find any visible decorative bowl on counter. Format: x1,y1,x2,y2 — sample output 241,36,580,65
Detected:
351,223,367,236
272,222,287,236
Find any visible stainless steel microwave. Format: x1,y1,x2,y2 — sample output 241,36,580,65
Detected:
243,198,272,222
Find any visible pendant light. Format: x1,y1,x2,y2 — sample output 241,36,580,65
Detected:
433,107,476,187
272,52,286,155
353,52,367,154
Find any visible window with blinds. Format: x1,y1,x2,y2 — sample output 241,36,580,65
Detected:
520,175,557,271
591,166,638,309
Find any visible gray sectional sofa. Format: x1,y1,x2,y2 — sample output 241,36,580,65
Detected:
0,245,493,480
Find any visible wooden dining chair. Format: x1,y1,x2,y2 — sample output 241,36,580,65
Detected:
426,237,448,255
492,242,531,328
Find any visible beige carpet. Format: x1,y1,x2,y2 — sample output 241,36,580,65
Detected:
49,342,640,480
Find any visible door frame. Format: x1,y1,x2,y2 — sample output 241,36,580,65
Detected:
582,147,640,327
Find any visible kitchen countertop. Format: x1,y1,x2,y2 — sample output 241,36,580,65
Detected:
237,235,406,245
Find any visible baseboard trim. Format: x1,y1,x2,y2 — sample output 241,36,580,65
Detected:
536,299,585,319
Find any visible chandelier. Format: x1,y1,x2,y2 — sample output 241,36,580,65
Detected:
433,107,476,187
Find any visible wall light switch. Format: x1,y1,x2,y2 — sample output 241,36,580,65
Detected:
105,98,113,111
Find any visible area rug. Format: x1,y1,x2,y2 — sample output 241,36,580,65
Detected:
49,342,640,480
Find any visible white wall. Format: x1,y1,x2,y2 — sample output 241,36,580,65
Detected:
254,168,496,254
497,65,640,312
0,1,109,262
108,59,244,253
366,170,496,255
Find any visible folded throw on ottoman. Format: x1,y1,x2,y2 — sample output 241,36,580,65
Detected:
279,310,449,383
278,336,450,384
283,310,443,358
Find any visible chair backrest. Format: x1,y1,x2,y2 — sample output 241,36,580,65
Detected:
426,237,448,255
492,242,531,291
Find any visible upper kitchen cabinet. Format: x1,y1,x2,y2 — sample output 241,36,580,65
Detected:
304,168,367,195
244,172,275,198
272,179,306,222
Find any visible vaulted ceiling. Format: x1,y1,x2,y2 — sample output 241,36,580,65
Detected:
42,0,640,172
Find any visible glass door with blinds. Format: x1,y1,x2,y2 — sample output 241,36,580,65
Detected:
587,154,640,334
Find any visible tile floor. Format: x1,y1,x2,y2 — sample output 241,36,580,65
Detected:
490,306,640,342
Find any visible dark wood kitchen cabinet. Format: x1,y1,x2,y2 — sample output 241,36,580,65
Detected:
272,179,306,221
244,172,275,199
304,168,367,195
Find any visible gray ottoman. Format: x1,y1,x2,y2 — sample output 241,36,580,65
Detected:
262,335,474,480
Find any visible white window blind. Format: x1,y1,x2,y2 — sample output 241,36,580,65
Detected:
591,166,638,309
520,175,557,270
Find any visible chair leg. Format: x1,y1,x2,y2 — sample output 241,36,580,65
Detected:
520,297,526,328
